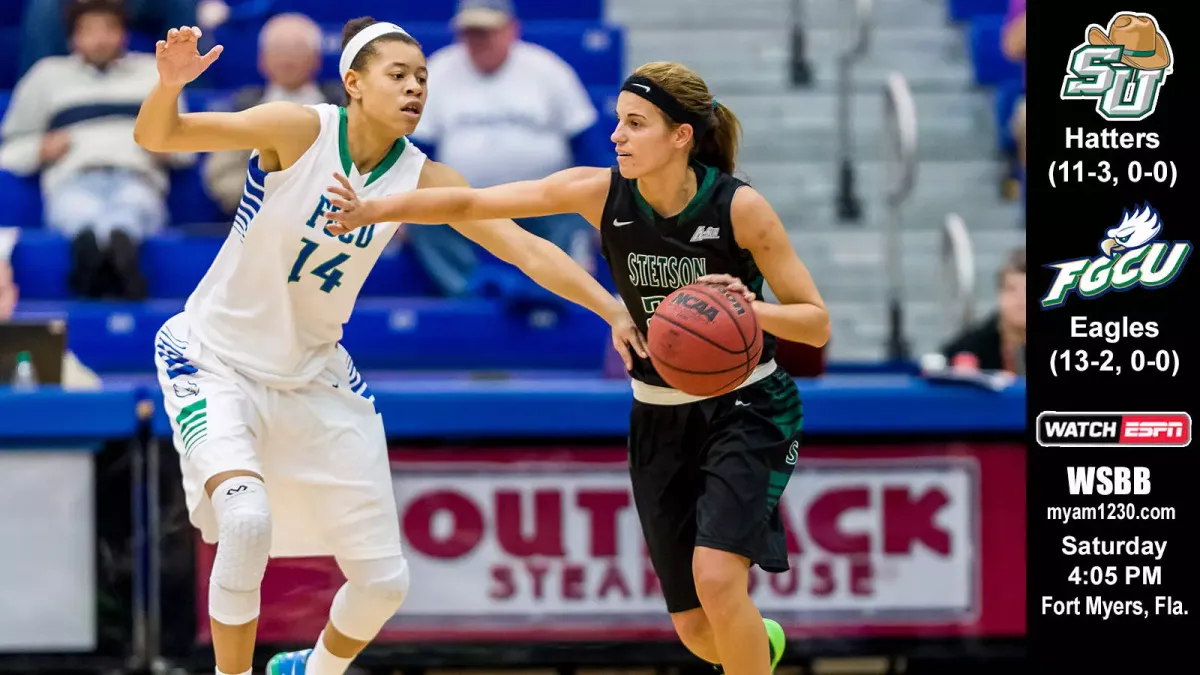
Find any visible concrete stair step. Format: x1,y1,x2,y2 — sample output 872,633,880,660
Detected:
824,299,951,360
624,29,790,92
803,0,949,30
806,259,1014,297
778,201,1023,231
740,159,1003,214
607,0,792,28
785,228,1025,266
802,28,972,92
783,230,1019,299
725,90,996,160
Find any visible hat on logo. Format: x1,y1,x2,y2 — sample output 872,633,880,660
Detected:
1087,13,1172,71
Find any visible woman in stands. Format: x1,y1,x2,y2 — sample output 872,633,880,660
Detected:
324,61,831,675
133,19,641,675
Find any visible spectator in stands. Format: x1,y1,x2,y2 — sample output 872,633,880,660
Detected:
0,230,101,390
408,0,600,297
19,0,195,77
0,0,194,300
941,246,1025,375
203,13,342,217
1002,0,1026,170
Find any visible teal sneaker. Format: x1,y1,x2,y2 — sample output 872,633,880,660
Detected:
266,649,311,675
764,618,786,671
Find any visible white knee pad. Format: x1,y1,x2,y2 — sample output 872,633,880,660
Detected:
329,555,411,641
208,475,272,626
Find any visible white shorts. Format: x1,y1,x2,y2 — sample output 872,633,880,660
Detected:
153,313,401,560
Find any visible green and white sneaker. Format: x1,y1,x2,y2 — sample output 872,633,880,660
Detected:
764,618,786,671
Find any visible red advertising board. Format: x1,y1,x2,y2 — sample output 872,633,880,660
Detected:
196,444,1025,643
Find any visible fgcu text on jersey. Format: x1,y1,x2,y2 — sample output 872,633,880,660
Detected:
1041,203,1191,309
1061,12,1173,121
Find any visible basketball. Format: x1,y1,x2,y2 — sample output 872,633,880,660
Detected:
647,283,763,396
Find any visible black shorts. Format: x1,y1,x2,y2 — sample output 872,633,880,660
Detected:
628,368,803,614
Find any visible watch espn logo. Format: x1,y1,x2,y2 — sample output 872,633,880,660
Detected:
1037,412,1192,447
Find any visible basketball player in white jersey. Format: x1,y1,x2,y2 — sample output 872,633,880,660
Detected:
134,20,646,675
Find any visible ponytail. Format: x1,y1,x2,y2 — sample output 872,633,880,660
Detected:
693,100,741,175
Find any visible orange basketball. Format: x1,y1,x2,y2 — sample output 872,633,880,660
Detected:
647,283,763,396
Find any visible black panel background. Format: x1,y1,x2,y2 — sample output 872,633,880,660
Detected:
1028,2,1197,669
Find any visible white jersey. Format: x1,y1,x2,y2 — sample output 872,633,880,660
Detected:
184,103,426,388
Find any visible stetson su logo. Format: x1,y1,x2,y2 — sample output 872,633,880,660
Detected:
1061,12,1173,121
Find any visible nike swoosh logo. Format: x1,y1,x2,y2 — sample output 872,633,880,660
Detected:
613,219,634,227
631,84,651,92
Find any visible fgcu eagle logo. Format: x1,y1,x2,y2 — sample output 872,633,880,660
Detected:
1061,12,1173,121
1041,203,1191,309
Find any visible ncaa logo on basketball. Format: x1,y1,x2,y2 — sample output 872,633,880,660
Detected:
671,292,724,322
1061,12,1173,121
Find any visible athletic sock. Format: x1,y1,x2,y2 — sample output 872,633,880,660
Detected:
216,669,251,675
306,630,354,675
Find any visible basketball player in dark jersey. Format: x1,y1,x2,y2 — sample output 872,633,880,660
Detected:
324,61,830,675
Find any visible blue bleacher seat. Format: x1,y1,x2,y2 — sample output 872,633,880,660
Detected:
138,233,223,298
141,233,443,299
264,0,604,24
8,229,71,299
207,20,622,89
969,14,1021,86
949,0,1010,22
12,229,441,301
141,231,441,298
0,169,42,228
589,86,619,119
994,78,1023,154
167,163,224,226
16,295,610,372
571,86,616,167
0,2,24,28
128,32,159,55
0,27,19,89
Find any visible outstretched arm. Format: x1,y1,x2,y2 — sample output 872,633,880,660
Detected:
398,162,647,366
325,164,611,232
133,26,319,163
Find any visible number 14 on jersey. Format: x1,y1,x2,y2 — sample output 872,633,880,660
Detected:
287,197,378,293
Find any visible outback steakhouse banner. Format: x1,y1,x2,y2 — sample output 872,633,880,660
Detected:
195,445,1026,642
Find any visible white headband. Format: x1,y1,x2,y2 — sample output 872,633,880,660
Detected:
339,22,410,78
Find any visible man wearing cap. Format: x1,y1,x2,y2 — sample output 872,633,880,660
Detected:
408,0,600,298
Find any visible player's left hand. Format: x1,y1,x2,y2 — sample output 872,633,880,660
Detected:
607,302,648,371
697,274,756,303
324,173,380,234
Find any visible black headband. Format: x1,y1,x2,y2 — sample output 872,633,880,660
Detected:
621,75,710,136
